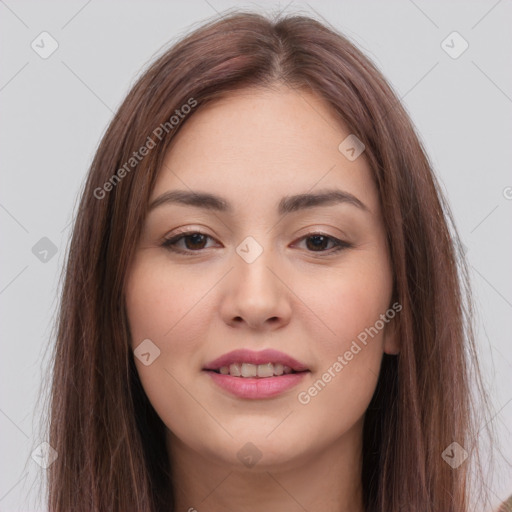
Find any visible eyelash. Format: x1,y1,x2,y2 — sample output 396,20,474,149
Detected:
161,230,352,256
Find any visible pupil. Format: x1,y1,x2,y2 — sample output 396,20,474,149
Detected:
186,234,206,250
307,235,328,251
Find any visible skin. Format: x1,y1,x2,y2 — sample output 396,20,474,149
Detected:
125,85,399,512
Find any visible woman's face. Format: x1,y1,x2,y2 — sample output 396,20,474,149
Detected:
125,85,398,470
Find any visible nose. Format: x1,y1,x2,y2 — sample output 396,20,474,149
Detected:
219,246,292,331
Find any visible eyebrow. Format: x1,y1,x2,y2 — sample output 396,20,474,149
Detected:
148,188,368,215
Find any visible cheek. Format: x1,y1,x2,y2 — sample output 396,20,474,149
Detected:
124,257,218,440
125,256,213,359
290,252,392,419
296,252,392,354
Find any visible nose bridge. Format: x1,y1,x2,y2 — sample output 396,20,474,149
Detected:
219,234,292,329
233,234,280,297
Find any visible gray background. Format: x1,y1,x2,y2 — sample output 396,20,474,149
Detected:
1,1,511,510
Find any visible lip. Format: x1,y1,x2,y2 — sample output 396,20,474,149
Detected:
203,349,310,399
203,348,308,372
205,371,308,399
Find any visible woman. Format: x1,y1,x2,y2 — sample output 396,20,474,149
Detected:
42,10,496,512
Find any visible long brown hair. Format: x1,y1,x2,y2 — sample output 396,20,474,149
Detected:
39,10,492,511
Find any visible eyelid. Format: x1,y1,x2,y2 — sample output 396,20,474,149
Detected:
161,228,352,256
291,232,352,253
161,229,220,250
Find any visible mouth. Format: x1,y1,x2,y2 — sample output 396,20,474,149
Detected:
203,348,309,375
202,349,310,399
208,362,304,378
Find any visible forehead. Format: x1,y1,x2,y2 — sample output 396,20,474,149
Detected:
153,86,379,215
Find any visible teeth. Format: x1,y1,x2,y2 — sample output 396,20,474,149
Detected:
257,363,274,378
217,363,295,378
229,363,242,377
241,363,257,378
274,363,284,376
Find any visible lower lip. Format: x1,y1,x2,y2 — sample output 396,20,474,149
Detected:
204,370,308,399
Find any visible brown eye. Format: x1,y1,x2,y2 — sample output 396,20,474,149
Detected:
296,234,352,253
305,235,331,251
162,232,217,254
181,233,208,250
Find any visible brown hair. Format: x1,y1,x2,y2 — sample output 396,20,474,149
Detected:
39,10,492,511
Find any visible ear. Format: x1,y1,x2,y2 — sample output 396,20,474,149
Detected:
382,313,400,355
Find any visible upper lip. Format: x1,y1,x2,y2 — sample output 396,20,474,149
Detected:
203,349,309,372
